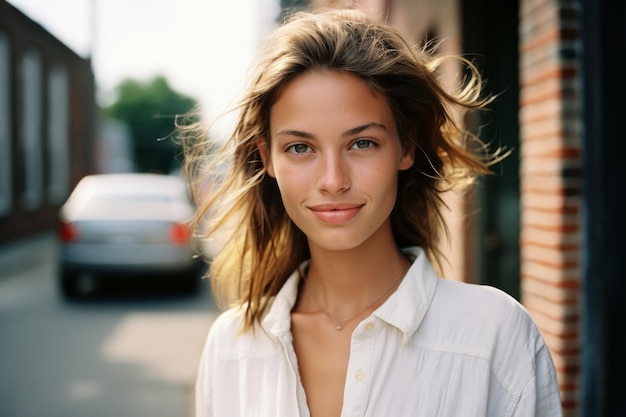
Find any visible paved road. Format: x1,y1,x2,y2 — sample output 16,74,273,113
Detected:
0,235,219,417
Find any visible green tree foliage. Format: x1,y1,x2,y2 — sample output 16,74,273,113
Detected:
104,76,198,173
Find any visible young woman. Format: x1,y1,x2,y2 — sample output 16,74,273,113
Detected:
186,8,562,417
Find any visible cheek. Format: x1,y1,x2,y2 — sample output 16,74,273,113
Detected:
274,177,305,225
272,164,304,201
365,164,400,203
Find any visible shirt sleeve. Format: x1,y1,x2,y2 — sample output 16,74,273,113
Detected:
512,344,563,417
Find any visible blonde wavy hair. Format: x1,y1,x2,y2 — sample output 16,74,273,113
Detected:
182,8,497,331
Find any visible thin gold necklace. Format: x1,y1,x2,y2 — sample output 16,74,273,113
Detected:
303,269,406,331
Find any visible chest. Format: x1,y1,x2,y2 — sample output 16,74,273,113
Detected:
211,324,515,417
291,312,355,417
287,324,504,417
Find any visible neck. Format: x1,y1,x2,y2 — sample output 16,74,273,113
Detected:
303,235,411,319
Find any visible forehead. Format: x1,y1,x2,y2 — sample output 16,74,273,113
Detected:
269,71,396,137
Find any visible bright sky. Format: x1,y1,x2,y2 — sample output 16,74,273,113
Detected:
7,0,279,137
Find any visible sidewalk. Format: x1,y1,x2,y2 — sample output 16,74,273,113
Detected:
0,232,57,280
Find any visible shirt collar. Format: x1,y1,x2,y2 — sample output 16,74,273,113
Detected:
261,264,304,337
261,247,439,341
373,247,439,343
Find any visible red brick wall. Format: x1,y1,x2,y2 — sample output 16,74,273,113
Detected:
519,0,581,414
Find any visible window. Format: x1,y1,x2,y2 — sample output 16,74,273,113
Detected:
0,33,11,216
47,65,70,205
19,49,43,211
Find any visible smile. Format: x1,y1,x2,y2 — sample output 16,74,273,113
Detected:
308,204,364,225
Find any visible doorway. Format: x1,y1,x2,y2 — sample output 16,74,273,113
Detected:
461,0,521,299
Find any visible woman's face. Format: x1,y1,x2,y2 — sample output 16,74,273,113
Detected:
263,70,414,253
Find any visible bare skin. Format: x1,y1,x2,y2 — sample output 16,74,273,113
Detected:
290,307,353,417
265,70,414,416
291,227,410,417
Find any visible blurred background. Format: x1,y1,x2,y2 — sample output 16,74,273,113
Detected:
0,0,624,416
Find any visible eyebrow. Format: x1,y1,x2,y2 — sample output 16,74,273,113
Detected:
274,122,387,140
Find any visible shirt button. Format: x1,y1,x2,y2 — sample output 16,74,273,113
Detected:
355,370,365,381
364,322,374,331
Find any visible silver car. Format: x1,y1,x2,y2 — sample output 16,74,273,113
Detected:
57,173,203,298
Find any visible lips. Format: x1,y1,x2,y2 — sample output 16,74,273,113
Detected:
308,203,364,224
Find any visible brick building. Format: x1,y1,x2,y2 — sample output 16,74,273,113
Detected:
284,0,625,415
0,1,96,246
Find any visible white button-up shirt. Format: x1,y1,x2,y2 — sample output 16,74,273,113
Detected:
195,247,562,417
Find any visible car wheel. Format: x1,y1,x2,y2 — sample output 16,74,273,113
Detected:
60,269,98,299
180,263,204,294
60,270,78,299
74,272,98,295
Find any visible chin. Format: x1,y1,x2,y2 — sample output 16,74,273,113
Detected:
307,234,369,253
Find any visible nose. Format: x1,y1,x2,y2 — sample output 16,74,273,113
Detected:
317,152,350,194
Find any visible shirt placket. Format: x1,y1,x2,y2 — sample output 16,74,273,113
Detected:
341,319,377,417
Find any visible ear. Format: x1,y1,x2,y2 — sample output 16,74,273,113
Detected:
399,143,415,171
256,138,276,178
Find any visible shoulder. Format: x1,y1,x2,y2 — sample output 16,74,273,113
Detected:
203,304,283,361
423,279,550,392
432,279,537,338
421,281,541,359
201,307,244,360
204,266,301,359
208,307,245,340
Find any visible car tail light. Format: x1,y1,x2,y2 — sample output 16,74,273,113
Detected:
169,223,191,245
58,221,79,242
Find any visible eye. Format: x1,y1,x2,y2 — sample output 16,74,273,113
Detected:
286,143,311,154
351,139,376,150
